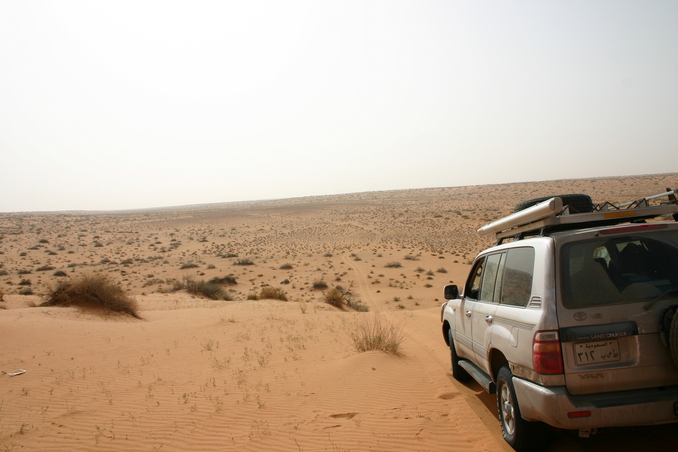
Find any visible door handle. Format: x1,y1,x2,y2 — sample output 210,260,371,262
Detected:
465,311,472,317
485,315,493,324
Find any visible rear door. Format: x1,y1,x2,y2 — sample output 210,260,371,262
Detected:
471,252,504,372
557,225,678,395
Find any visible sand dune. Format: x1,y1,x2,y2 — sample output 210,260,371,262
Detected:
1,174,677,451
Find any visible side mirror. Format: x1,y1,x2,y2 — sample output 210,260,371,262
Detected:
444,285,459,300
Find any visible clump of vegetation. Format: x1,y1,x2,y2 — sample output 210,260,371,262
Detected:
53,270,68,277
41,274,141,319
208,275,237,285
436,267,448,273
165,277,233,300
324,287,346,307
350,313,404,355
234,258,254,266
385,262,402,268
258,287,288,301
404,255,419,261
185,278,232,300
180,263,199,269
324,284,368,311
312,280,328,290
279,263,293,270
18,279,31,286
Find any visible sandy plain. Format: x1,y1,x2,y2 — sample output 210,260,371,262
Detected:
1,173,677,451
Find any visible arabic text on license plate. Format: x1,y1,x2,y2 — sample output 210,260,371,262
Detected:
574,339,620,365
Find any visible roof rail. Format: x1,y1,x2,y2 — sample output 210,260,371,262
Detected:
478,188,678,242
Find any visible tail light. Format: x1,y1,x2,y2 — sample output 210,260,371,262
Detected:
533,330,564,374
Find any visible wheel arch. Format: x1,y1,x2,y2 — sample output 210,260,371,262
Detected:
489,349,509,382
442,320,451,346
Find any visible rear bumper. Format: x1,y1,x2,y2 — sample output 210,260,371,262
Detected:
513,377,678,429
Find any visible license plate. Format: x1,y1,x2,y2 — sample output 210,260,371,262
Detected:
574,339,620,365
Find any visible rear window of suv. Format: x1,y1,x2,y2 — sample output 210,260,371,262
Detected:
560,229,678,308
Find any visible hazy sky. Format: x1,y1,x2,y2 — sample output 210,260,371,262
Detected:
1,1,676,212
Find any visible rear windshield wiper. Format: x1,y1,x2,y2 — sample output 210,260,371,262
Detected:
644,289,678,310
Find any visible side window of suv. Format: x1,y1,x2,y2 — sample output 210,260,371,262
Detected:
479,252,505,303
500,247,535,307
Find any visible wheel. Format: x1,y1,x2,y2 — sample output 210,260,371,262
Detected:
514,194,593,213
670,309,678,370
496,366,548,452
448,329,471,382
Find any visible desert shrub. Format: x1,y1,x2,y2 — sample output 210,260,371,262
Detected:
350,313,403,355
19,288,33,295
279,263,293,270
385,262,402,268
436,267,448,273
325,284,368,311
165,277,232,300
234,258,254,266
185,278,232,300
324,287,345,307
18,279,32,286
18,269,31,275
312,280,328,290
258,287,288,301
353,303,370,312
404,255,419,261
0,270,8,276
208,275,237,285
415,267,425,273
246,293,258,300
180,263,199,269
41,274,141,319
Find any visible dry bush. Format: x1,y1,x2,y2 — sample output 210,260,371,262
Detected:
165,277,232,300
208,275,237,285
350,313,404,355
258,287,288,301
312,280,328,290
324,284,368,311
41,274,141,319
324,287,345,307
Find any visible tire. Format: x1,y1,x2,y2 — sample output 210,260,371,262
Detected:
496,366,548,452
448,329,471,382
514,194,593,214
670,309,678,370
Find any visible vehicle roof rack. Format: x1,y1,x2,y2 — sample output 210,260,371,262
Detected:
478,188,678,244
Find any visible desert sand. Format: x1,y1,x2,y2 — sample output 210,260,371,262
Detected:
1,174,677,451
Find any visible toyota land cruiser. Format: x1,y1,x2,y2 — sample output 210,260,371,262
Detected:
441,190,678,451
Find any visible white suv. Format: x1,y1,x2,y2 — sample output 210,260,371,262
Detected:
441,191,678,451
